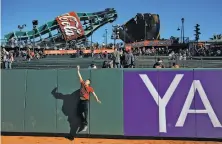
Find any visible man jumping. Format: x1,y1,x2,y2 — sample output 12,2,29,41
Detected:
77,65,101,132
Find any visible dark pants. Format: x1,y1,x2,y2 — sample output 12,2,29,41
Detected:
78,100,89,126
124,65,131,68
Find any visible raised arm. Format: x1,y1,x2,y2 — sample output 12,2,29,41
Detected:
77,65,83,82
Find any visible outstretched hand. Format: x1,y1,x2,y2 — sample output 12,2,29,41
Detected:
77,65,80,70
97,99,102,104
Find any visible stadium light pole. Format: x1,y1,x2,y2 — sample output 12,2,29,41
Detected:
181,18,185,43
194,24,201,43
88,17,94,58
105,29,108,47
112,25,116,48
111,24,120,48
32,20,38,52
177,26,182,43
18,24,26,52
89,18,93,50
114,28,116,48
91,30,93,49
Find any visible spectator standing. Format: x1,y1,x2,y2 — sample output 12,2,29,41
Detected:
124,50,134,68
113,48,121,68
120,51,125,67
171,62,180,68
3,49,9,69
88,62,97,69
104,51,109,60
3,49,14,69
102,60,111,68
91,48,94,58
153,58,165,68
26,49,32,61
8,53,14,69
154,62,162,68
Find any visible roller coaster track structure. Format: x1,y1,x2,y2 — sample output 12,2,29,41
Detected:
3,8,117,48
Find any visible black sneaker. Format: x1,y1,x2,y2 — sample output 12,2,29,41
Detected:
65,135,74,141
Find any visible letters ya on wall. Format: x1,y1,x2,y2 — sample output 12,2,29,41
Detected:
139,74,222,133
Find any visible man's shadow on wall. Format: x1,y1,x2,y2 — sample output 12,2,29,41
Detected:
51,87,82,140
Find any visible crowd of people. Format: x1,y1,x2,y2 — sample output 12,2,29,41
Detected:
88,48,180,69
1,48,14,69
1,48,44,69
1,43,221,69
0,46,194,69
88,48,135,69
194,46,222,56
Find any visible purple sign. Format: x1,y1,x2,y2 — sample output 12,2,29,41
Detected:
123,70,222,138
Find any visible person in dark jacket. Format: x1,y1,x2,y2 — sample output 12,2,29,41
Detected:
102,60,111,68
124,50,134,68
113,48,121,68
153,58,165,68
120,51,125,67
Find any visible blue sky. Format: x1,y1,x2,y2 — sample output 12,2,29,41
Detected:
1,0,222,43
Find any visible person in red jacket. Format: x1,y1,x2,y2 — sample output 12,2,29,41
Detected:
77,65,101,131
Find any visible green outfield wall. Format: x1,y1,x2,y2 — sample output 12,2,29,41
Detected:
1,69,124,135
2,69,222,139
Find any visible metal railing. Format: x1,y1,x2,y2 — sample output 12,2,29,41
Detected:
135,56,222,68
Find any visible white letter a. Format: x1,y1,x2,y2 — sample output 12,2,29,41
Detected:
176,80,222,127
